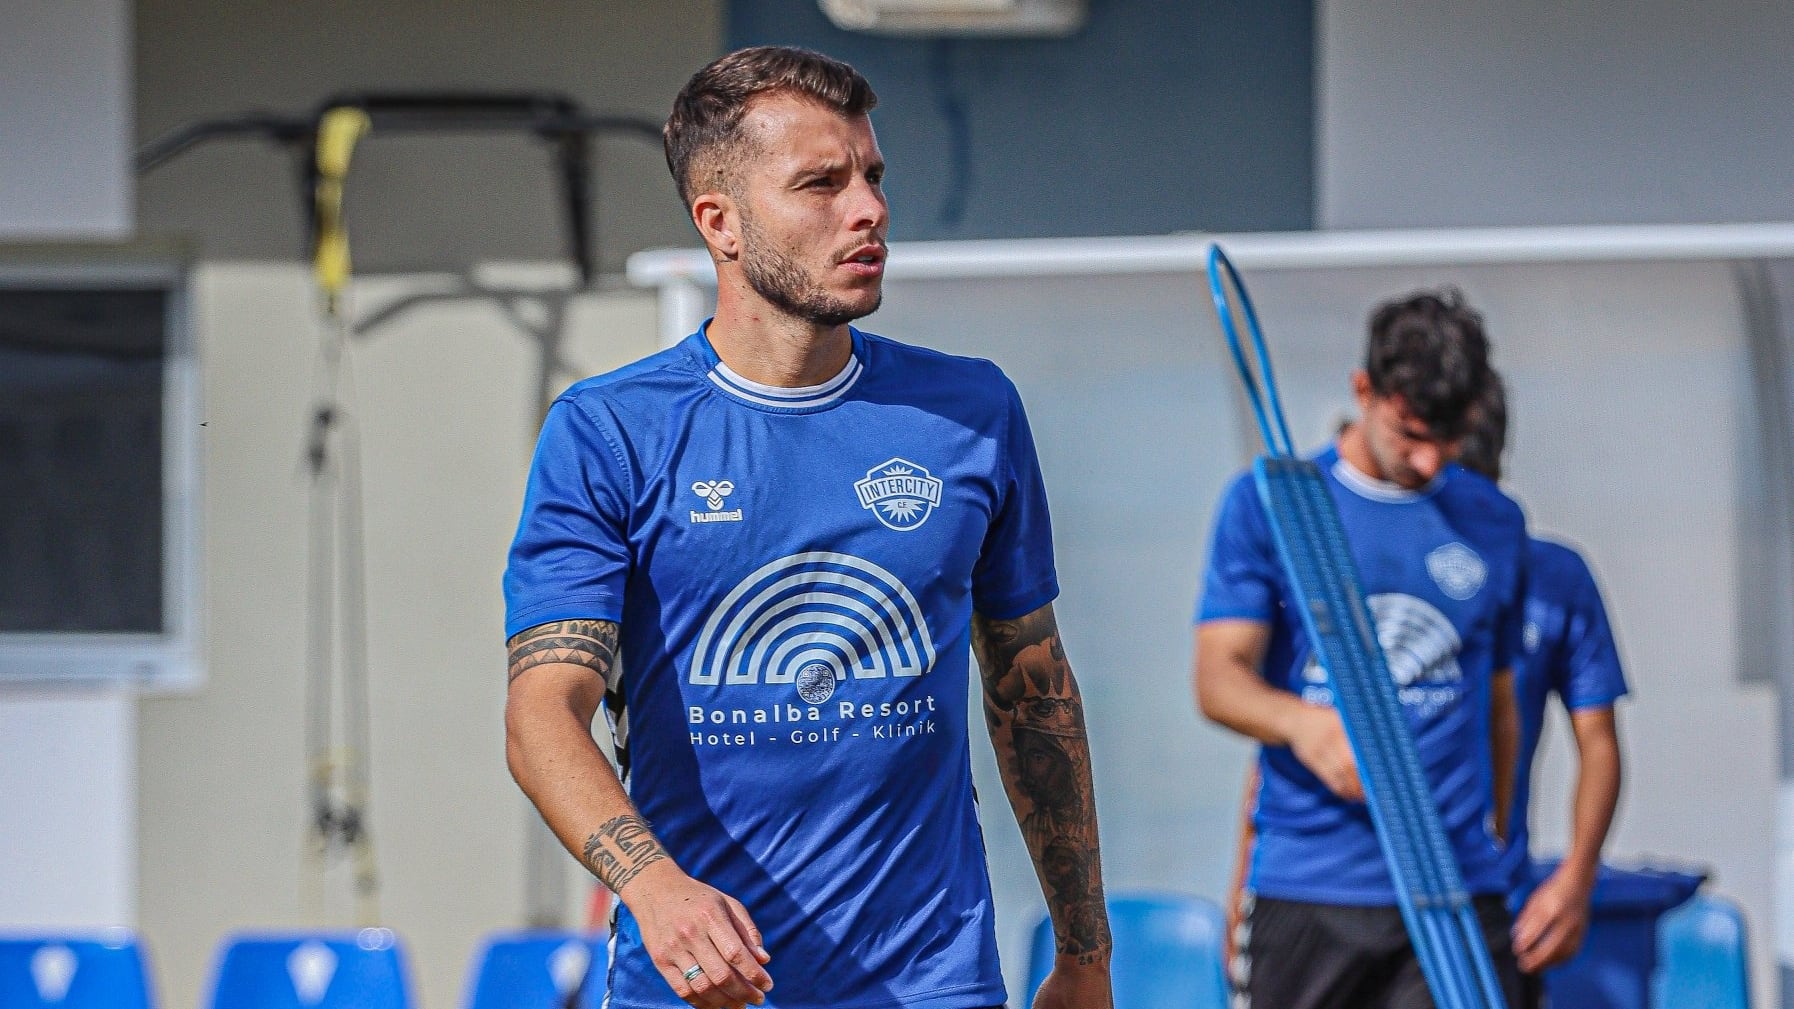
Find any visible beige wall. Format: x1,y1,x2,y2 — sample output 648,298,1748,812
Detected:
138,265,659,1009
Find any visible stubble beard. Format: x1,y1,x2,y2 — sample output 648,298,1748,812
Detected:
739,217,881,328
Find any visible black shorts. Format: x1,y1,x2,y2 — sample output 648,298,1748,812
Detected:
1233,894,1526,1009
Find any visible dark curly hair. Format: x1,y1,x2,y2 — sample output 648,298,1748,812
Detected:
664,46,878,209
1364,288,1493,442
1455,370,1508,482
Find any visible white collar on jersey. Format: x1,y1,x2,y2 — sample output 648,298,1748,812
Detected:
1331,454,1444,502
708,352,864,409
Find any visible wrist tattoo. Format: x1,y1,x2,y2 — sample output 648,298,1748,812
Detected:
507,619,619,685
582,814,668,892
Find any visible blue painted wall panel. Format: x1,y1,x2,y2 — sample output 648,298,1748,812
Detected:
727,0,1313,239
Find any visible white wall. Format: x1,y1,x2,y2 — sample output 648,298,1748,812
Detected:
0,690,136,928
1319,0,1794,229
0,0,137,936
0,0,132,238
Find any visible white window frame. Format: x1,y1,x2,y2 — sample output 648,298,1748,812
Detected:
0,250,202,692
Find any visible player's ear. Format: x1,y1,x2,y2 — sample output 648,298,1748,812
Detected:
1350,369,1373,409
692,191,741,261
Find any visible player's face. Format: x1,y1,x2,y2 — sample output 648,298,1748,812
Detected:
733,94,889,327
1360,391,1461,489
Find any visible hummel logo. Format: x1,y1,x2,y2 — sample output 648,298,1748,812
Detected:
690,480,743,524
692,480,734,510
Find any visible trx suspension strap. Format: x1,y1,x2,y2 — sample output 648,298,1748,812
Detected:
304,106,381,925
1205,244,1508,1009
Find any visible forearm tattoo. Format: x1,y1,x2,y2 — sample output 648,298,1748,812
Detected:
973,608,1112,964
507,619,619,685
582,813,668,892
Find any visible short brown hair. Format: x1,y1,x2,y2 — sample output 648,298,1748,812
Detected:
663,46,878,208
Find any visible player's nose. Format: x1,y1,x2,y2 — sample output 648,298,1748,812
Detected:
845,178,887,233
1409,445,1445,481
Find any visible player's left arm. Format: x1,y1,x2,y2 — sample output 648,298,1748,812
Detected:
1490,667,1519,843
1514,705,1622,972
972,601,1113,1009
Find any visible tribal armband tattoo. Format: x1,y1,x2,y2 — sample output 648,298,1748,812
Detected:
506,619,619,685
582,814,668,892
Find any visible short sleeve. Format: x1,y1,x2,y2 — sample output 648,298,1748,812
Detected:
1560,555,1630,710
503,398,632,638
970,375,1060,620
1492,530,1528,673
1196,473,1282,624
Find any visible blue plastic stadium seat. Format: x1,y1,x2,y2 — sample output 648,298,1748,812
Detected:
464,930,608,1009
207,928,411,1009
1025,892,1228,1009
0,930,155,1009
1653,894,1750,1009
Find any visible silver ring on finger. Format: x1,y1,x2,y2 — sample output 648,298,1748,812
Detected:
682,964,704,982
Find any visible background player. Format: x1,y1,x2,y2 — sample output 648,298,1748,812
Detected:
1219,375,1630,1008
1457,376,1629,1006
1194,290,1526,1009
502,46,1113,1009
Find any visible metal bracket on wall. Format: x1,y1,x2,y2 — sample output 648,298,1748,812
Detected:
135,92,663,287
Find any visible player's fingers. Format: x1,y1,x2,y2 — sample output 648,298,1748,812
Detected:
723,895,774,968
659,953,716,1009
708,913,773,996
1519,919,1566,972
1511,900,1550,952
694,933,765,1006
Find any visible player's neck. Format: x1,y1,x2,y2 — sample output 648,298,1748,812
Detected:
1336,423,1387,482
708,297,854,388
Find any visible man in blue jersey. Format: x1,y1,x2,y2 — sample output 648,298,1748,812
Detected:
502,46,1112,1009
1455,380,1627,1008
1194,290,1527,1009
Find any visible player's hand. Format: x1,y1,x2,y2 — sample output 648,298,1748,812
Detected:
1512,866,1595,973
1031,959,1113,1009
623,861,773,1009
1288,705,1364,802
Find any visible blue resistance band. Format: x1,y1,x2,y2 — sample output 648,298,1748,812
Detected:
1206,243,1509,1009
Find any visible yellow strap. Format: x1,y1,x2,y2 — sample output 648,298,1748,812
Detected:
313,108,372,309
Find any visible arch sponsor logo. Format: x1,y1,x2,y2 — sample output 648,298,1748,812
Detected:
688,551,937,704
1299,593,1464,717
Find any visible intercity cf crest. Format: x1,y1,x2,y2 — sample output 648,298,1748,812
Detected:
854,458,942,531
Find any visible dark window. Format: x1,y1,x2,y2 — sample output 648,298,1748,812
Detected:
0,289,166,633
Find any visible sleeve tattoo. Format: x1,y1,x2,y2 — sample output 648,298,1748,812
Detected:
506,619,619,685
582,813,669,892
973,608,1112,964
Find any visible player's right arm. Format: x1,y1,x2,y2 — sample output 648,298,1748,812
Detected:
1193,620,1364,803
505,620,772,1009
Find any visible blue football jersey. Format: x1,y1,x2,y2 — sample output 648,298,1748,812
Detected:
505,325,1058,1009
1502,537,1629,904
1198,445,1528,905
